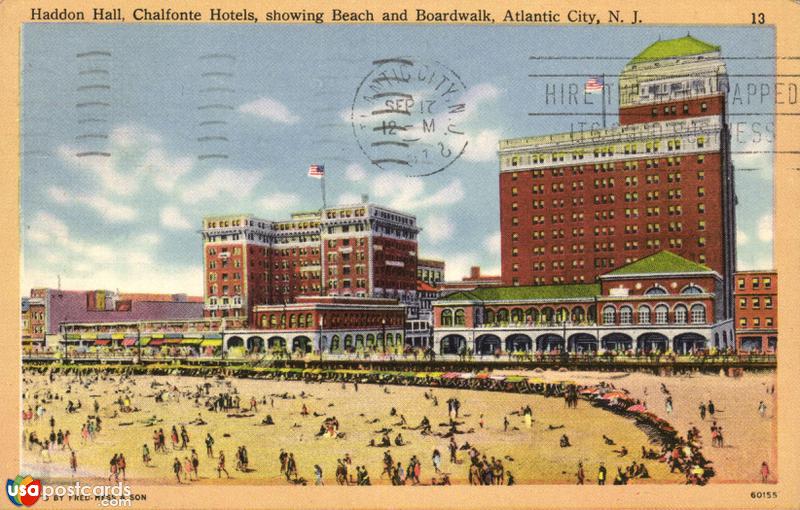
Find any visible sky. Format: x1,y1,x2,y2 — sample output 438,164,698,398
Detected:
20,24,775,295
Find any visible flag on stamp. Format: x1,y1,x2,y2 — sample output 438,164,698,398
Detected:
585,76,604,93
308,164,325,179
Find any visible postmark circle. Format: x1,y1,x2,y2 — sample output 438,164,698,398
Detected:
351,57,469,177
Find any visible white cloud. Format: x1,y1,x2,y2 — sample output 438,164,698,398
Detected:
736,229,749,247
239,97,300,124
259,192,301,212
180,168,261,204
132,232,161,246
345,164,367,182
484,231,501,255
757,214,773,242
421,214,454,243
441,253,479,281
336,192,362,205
160,206,193,230
58,124,195,197
460,129,501,163
370,172,464,211
47,186,138,223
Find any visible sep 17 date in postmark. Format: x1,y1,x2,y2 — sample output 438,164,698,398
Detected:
351,57,470,176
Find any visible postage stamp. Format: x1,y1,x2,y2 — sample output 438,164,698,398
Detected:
1,1,799,509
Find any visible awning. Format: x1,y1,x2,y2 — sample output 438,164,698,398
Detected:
111,333,125,340
66,333,81,340
95,339,111,346
80,333,96,340
122,338,137,347
183,333,203,339
200,339,222,347
97,333,112,340
152,333,164,339
139,337,151,346
204,333,223,339
181,338,203,345
149,339,166,346
165,338,182,344
165,333,183,339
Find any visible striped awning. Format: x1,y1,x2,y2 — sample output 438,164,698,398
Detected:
139,337,152,346
80,333,96,340
95,339,111,346
200,339,222,347
149,339,166,346
111,333,125,340
181,338,203,345
122,338,137,347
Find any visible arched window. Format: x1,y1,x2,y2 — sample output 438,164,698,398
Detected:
485,309,495,324
270,314,277,327
260,315,268,328
441,309,453,327
655,305,669,324
674,304,688,324
638,305,651,324
298,314,306,328
645,285,668,295
556,307,569,322
510,308,523,323
497,309,509,322
306,313,313,328
681,284,704,294
290,314,297,328
603,305,616,325
454,309,466,326
691,304,706,324
619,306,633,325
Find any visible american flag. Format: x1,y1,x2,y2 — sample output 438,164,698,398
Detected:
308,164,325,179
585,76,604,93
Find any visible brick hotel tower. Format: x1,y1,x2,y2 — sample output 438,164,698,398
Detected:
201,203,420,323
498,36,736,317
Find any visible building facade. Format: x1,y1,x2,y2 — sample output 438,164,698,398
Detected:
432,251,734,355
498,36,736,319
201,203,420,324
24,288,204,346
734,270,777,352
417,258,445,287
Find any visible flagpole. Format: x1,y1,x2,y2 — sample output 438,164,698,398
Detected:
601,73,606,129
321,168,327,210
319,164,327,297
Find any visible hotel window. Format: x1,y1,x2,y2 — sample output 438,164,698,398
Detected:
602,306,616,325
638,305,651,324
697,155,705,163
674,305,688,324
701,102,708,112
511,202,518,211
764,277,772,288
698,220,706,231
619,306,633,325
697,187,705,197
739,297,747,308
512,263,519,272
752,277,760,289
511,187,518,196
697,136,705,148
683,104,689,113
739,317,747,327
764,296,773,308
765,317,773,327
698,203,705,213
753,318,761,327
655,305,668,325
512,217,519,225
512,248,519,256
753,297,761,309
690,304,706,324
697,170,705,180
512,172,518,180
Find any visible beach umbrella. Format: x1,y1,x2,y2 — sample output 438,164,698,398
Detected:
600,391,628,400
490,375,506,381
459,373,475,379
475,373,491,379
627,404,647,413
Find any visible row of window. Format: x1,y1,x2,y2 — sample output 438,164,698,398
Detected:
736,276,773,289
738,296,774,309
603,303,707,325
738,317,774,328
506,154,708,172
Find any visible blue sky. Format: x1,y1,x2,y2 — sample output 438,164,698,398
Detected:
21,24,775,295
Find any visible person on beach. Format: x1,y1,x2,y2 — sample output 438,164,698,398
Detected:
173,457,183,483
760,461,770,483
597,463,606,485
142,444,151,466
217,450,230,478
576,461,585,484
70,450,77,476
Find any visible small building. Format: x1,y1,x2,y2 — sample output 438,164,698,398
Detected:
246,295,406,354
734,270,777,352
432,251,734,355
